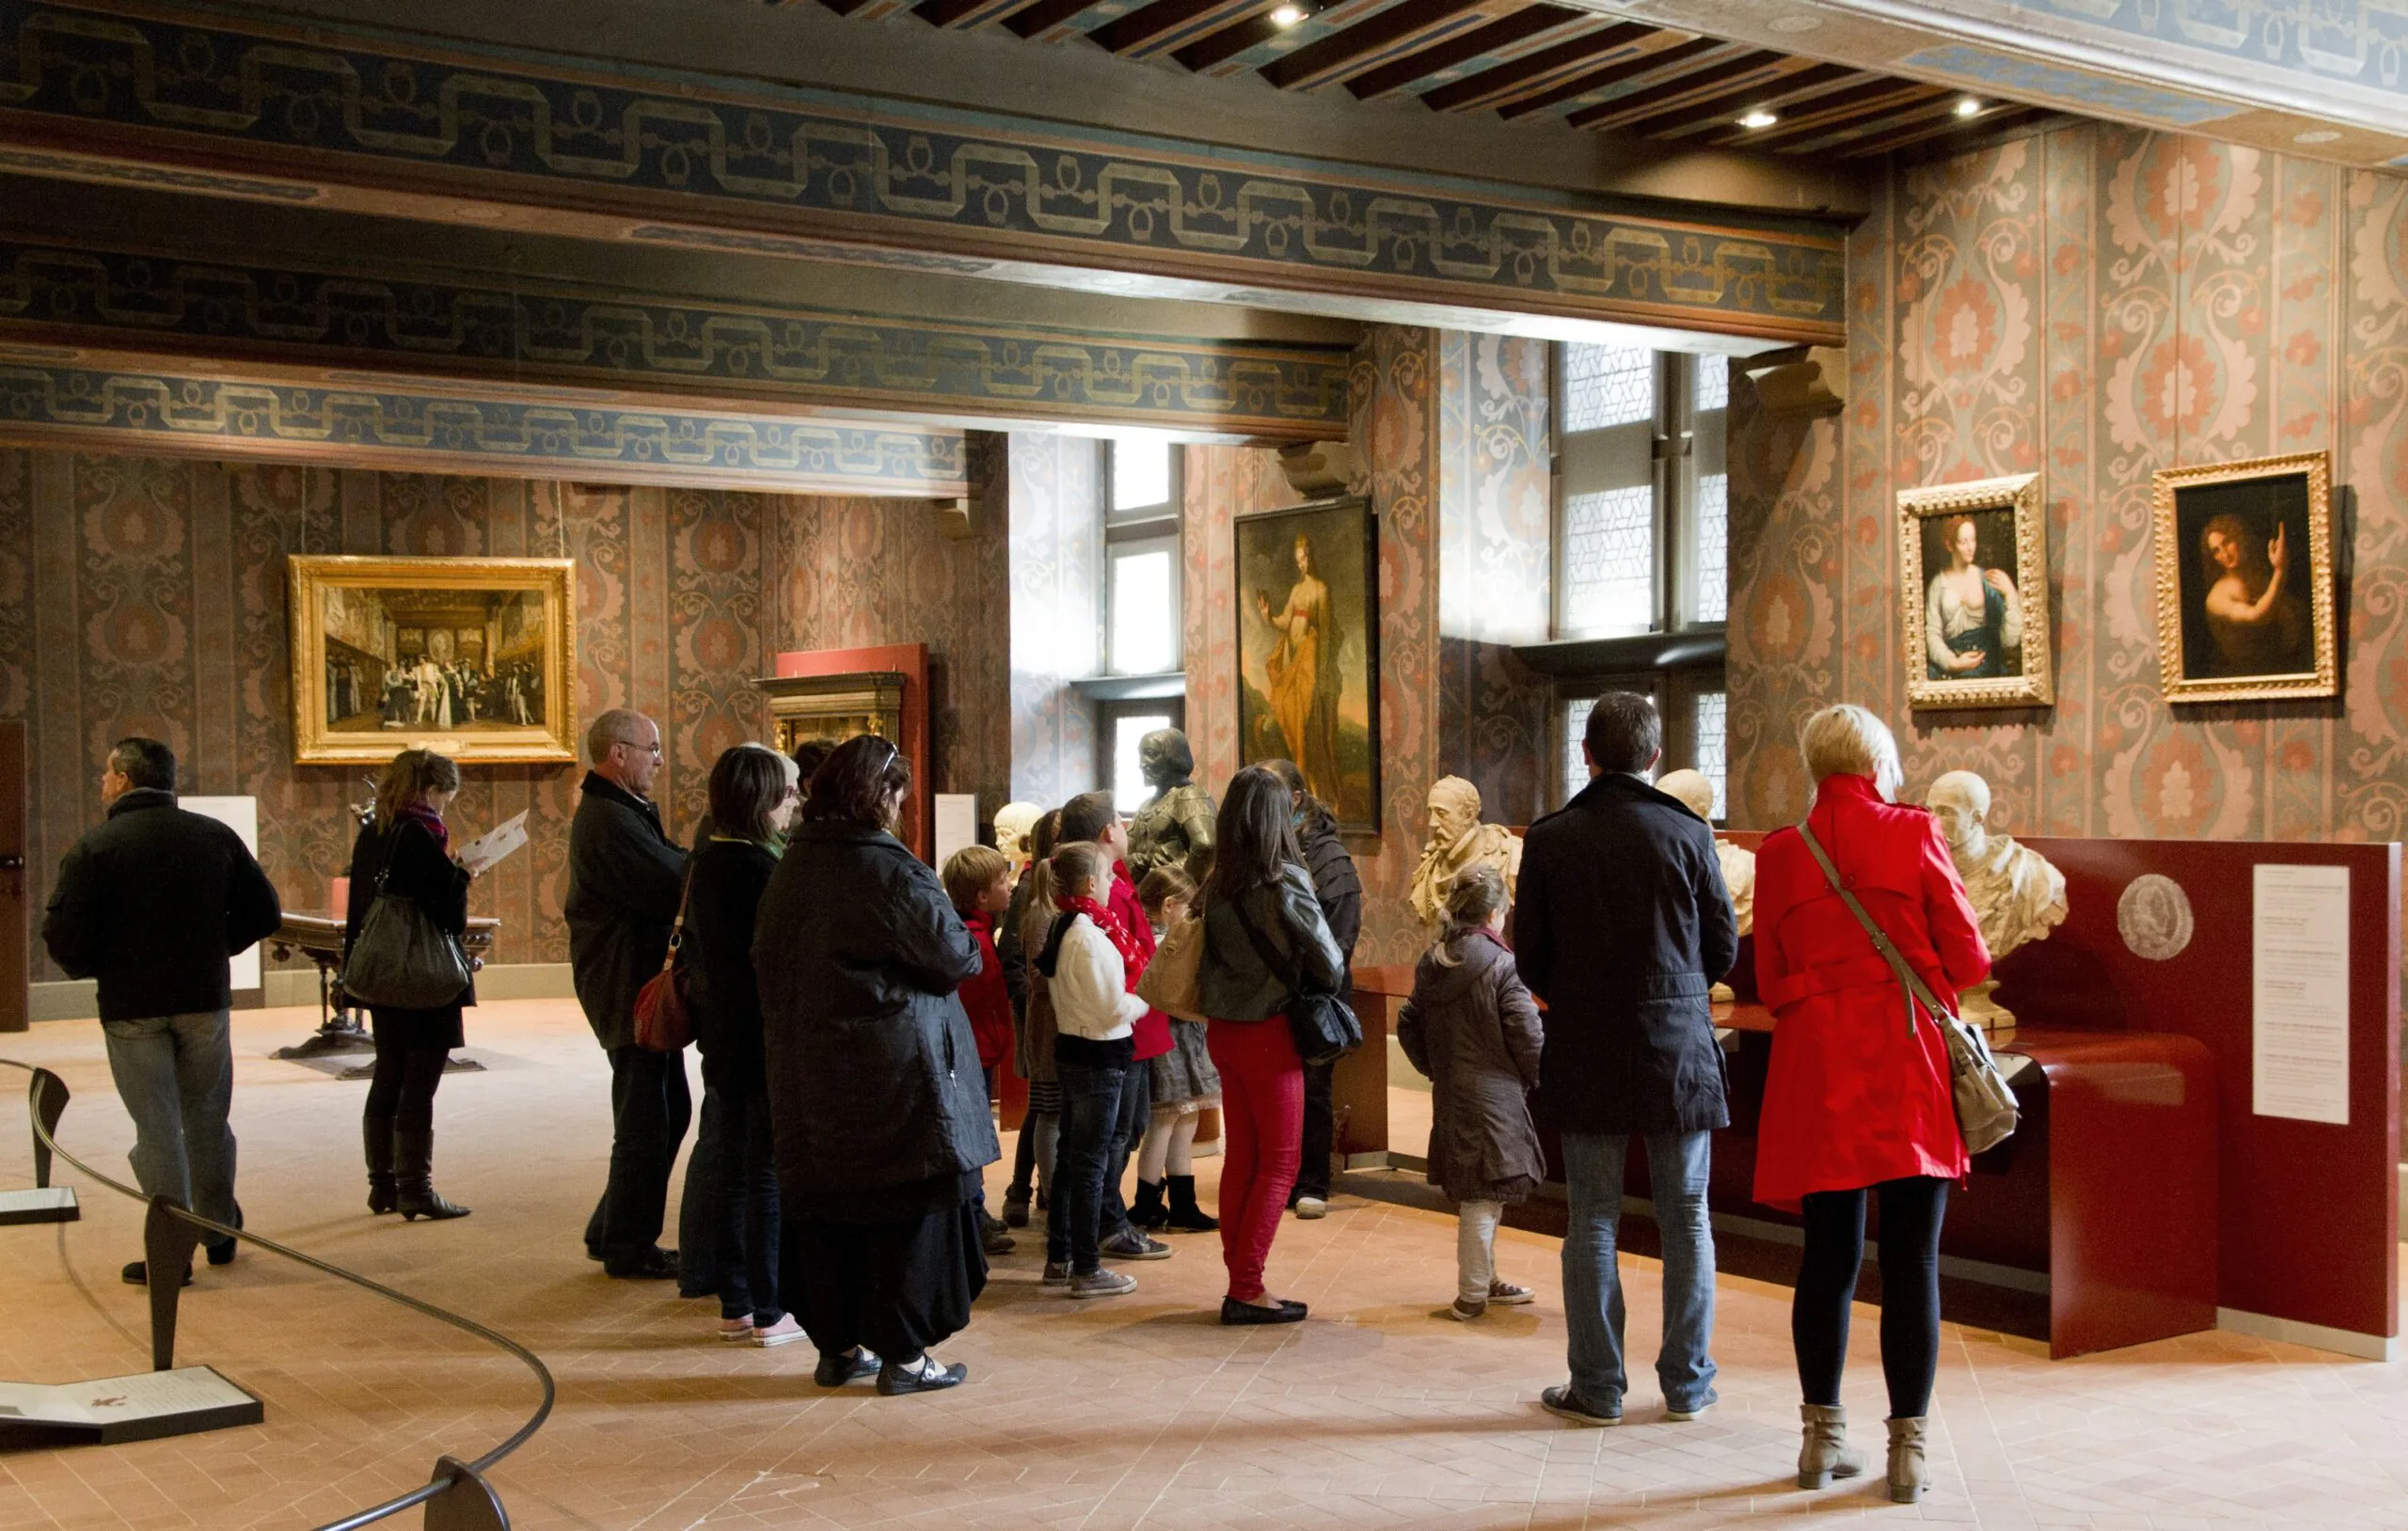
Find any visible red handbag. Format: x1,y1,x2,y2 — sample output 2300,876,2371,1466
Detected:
632,868,695,1053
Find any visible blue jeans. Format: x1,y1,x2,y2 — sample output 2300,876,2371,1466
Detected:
100,1010,239,1229
1048,1056,1129,1275
1560,1130,1717,1412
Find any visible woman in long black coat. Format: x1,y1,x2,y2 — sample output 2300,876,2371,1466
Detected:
752,735,998,1395
343,747,475,1221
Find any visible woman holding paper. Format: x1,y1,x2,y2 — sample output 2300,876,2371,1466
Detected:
343,748,479,1223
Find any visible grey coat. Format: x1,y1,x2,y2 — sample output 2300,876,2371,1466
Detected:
564,772,687,1052
1196,864,1345,1022
753,820,1001,1203
1396,933,1545,1205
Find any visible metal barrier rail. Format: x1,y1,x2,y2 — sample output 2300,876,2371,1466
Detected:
3,1058,554,1530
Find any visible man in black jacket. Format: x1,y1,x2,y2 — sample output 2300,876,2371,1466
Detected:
1264,759,1361,1219
42,737,281,1286
567,707,691,1279
1514,692,1736,1429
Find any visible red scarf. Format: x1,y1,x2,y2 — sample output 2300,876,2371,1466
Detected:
1055,892,1144,994
395,803,449,852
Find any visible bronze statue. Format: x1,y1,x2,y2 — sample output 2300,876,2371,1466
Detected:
1127,728,1215,884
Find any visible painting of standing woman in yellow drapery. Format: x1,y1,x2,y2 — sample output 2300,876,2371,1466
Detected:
1237,497,1379,831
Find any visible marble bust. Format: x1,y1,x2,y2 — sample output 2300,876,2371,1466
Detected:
1408,776,1521,928
1658,768,1751,1002
993,800,1042,876
1925,769,2067,1033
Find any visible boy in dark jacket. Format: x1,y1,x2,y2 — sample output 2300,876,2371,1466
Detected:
42,736,281,1286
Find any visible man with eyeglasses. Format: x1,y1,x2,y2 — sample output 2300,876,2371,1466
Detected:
567,707,691,1279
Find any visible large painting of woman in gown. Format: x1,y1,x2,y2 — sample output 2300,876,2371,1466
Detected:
1236,497,1379,831
2151,452,2336,703
1897,472,2053,709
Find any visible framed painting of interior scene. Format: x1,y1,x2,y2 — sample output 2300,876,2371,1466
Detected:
1235,496,1380,833
288,555,578,766
1898,472,2053,710
2151,451,2337,704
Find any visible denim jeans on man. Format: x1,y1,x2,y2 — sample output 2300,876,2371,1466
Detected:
1048,1054,1129,1275
101,1009,239,1227
1560,1130,1717,1412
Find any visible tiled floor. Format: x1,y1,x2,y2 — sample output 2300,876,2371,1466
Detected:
2,1000,2403,1529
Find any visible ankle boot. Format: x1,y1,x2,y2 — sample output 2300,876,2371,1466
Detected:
1797,1403,1866,1490
395,1126,470,1221
1885,1416,1928,1504
1130,1179,1167,1230
1164,1174,1219,1231
364,1114,399,1215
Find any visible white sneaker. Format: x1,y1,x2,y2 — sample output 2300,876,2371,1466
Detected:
753,1315,808,1348
1294,1197,1328,1220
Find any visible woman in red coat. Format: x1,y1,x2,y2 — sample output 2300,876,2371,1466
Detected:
1752,704,1988,1507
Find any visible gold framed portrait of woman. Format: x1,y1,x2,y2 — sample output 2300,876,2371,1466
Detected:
1235,496,1380,832
1897,472,2052,710
288,555,578,766
2150,452,2337,703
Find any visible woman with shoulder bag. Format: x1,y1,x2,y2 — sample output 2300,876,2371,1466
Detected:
1752,705,1990,1505
1195,766,1344,1326
343,748,478,1222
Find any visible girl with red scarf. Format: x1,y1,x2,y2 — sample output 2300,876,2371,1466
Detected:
1034,840,1149,1299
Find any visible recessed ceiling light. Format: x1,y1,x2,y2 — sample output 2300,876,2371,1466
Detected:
1768,14,1823,32
1269,2,1307,24
1738,109,1780,130
1956,97,1983,118
2293,129,2341,144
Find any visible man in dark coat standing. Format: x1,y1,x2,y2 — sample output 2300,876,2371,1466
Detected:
42,737,282,1287
1514,692,1736,1428
567,706,690,1279
1265,759,1360,1218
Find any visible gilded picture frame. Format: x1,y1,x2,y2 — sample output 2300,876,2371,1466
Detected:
288,555,578,766
1235,495,1381,834
2150,452,2337,704
1898,472,2053,710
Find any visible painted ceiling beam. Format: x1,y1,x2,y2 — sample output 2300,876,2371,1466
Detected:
1089,0,1274,59
1836,101,2052,158
914,0,1055,28
1547,0,2408,166
0,1,1849,346
1176,0,1403,76
1418,21,1668,112
1342,7,1605,102
1700,75,1942,149
1004,0,1137,42
1259,0,1528,92
1497,36,1739,119
0,236,1357,441
1581,60,1861,137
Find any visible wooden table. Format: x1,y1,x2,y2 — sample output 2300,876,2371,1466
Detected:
266,912,499,1066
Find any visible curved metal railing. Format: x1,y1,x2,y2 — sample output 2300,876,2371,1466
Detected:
2,1056,553,1529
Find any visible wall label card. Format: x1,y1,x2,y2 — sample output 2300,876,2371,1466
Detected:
2251,863,2350,1125
932,793,978,870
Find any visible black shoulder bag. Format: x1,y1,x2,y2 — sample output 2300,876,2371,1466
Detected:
1229,894,1363,1068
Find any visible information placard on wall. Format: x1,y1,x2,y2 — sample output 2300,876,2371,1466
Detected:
2251,863,2350,1124
181,797,261,992
932,794,978,870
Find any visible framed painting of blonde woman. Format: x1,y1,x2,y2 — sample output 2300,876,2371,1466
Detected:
2151,452,2337,703
1897,472,2053,710
1235,496,1380,832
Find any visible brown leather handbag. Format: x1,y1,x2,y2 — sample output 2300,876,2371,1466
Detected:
632,869,695,1053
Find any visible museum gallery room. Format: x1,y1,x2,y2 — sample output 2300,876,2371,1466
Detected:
0,0,2405,1525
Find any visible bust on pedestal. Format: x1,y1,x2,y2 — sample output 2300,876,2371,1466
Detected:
1925,769,2067,1035
1657,768,1751,1002
1408,776,1521,930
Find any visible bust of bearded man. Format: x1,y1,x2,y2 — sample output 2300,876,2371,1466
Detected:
1125,728,1216,884
1409,776,1521,928
1925,768,2067,1033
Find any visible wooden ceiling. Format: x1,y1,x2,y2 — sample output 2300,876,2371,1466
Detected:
798,0,2049,158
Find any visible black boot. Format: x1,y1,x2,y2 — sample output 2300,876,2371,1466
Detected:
1164,1175,1219,1232
395,1126,470,1221
364,1114,398,1215
1130,1179,1167,1231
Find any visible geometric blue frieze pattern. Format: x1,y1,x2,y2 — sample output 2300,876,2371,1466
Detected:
0,363,970,492
0,3,1849,342
0,239,1354,436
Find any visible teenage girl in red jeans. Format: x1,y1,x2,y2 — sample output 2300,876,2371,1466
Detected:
1194,767,1346,1325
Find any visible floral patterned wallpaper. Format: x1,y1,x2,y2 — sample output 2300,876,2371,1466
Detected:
1729,125,2408,853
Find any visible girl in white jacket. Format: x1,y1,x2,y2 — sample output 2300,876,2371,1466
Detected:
1035,841,1150,1298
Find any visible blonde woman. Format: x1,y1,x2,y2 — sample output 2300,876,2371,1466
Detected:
343,748,478,1221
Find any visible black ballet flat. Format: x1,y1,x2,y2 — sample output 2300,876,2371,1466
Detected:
814,1348,880,1387
1219,1297,1307,1325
